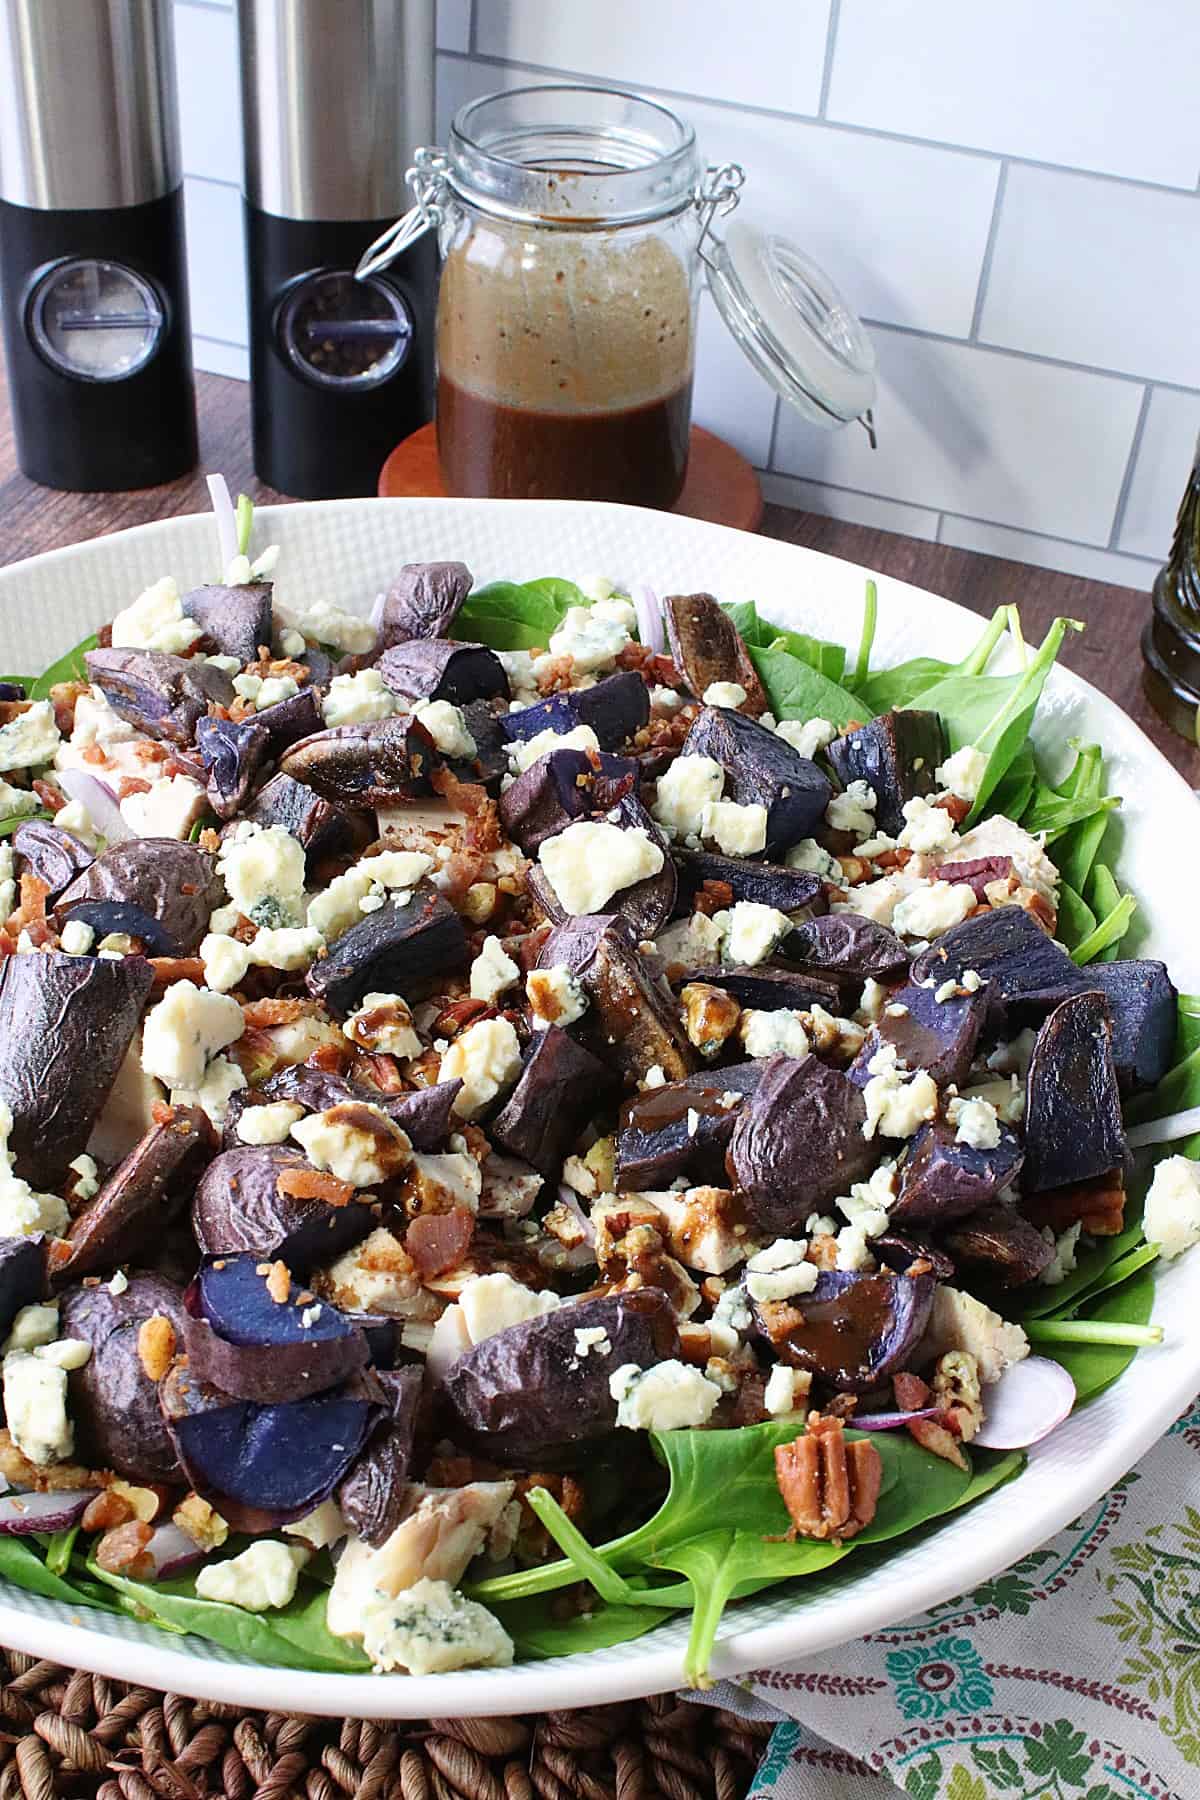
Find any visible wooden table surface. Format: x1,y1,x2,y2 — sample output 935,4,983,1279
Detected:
0,362,1192,781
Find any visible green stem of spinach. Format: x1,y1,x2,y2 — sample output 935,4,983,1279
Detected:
235,494,254,558
848,579,877,693
957,605,1011,678
1026,1319,1163,1348
525,1488,693,1610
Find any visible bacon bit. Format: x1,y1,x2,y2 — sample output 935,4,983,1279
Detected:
137,1314,177,1383
872,847,915,872
264,1260,291,1304
935,793,972,826
8,873,50,934
693,878,734,917
893,1371,967,1470
151,1101,178,1126
49,679,89,737
32,778,64,814
405,1206,475,1280
198,827,221,854
616,640,684,687
532,654,574,695
81,743,108,766
306,1041,352,1075
116,776,152,800
149,957,206,991
275,1168,356,1207
131,739,170,764
241,997,308,1028
229,697,257,722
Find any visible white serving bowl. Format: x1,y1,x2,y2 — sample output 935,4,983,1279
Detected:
0,496,1194,1718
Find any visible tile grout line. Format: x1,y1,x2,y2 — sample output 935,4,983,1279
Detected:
1106,384,1154,551
765,397,783,474
816,0,841,120
436,48,1200,198
968,160,1009,342
467,0,478,57
175,0,232,13
857,312,1200,399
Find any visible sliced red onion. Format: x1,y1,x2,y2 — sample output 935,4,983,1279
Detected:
206,474,238,575
972,1355,1076,1450
56,768,135,845
143,1521,205,1579
1126,1106,1200,1150
369,590,386,631
556,1183,596,1248
852,1407,941,1431
0,1488,99,1534
631,583,665,656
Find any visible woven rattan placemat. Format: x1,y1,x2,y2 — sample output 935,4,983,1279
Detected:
0,1654,769,1799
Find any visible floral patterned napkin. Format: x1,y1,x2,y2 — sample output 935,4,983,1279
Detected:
690,1396,1200,1800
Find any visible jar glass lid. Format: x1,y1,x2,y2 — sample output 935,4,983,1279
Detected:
705,216,877,437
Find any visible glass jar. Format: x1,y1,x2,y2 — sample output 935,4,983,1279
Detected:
360,84,878,508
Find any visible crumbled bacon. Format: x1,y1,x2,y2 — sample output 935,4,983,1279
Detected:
241,997,309,1028
149,957,206,991
6,873,50,935
692,879,734,917
32,778,64,813
405,1206,475,1280
275,1168,356,1206
116,776,152,800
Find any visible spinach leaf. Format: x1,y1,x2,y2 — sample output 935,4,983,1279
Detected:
747,645,863,729
857,606,1009,714
1055,882,1097,953
495,1593,673,1660
29,634,98,700
89,1562,370,1672
983,741,1037,825
45,1527,78,1578
1071,870,1135,964
721,602,847,681
455,578,584,651
915,616,1082,821
1036,1264,1157,1405
0,811,48,839
0,1535,107,1608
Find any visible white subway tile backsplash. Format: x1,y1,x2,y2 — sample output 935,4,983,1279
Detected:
827,0,1200,191
692,295,776,468
939,515,1158,592
980,167,1200,389
192,336,250,381
1118,389,1200,563
173,1,241,186
475,0,833,119
436,57,999,338
182,178,248,348
437,0,471,52
760,472,940,541
774,329,1143,545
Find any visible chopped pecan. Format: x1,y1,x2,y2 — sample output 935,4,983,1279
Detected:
149,957,206,991
173,1491,229,1550
93,1520,154,1578
679,981,741,1057
774,1412,883,1541
894,1370,968,1471
1023,1168,1125,1237
931,1351,983,1443
0,1431,97,1491
136,1313,177,1383
692,880,734,918
81,1491,136,1533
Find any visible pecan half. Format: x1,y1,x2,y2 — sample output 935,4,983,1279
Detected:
774,1412,883,1541
1023,1169,1125,1237
680,981,741,1057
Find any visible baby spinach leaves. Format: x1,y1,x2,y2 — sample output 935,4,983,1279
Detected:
454,578,585,650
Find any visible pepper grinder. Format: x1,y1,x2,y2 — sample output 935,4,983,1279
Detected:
0,0,196,490
1142,433,1200,741
238,0,437,499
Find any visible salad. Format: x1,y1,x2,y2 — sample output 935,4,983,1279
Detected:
0,484,1194,1687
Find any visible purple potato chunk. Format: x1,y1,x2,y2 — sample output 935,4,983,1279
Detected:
872,1232,956,1282
679,707,831,857
238,771,365,872
499,748,638,854
182,1254,370,1402
192,1146,376,1271
440,1289,679,1467
0,951,153,1186
455,699,509,795
195,715,271,820
499,670,650,752
539,915,696,1087
616,1063,763,1191
727,1054,878,1234
850,980,989,1091
61,1275,186,1482
1022,991,1126,1194
57,899,179,957
252,685,324,753
490,1027,616,1179
528,794,675,940
337,1365,423,1545
891,1118,1024,1226
54,1106,208,1284
0,683,25,702
305,881,469,1019
160,1364,379,1526
85,647,233,746
1084,959,1177,1095
0,1237,45,1342
12,821,93,899
280,716,440,807
781,912,908,997
672,850,826,916
260,1065,464,1150
55,839,223,955
663,592,768,714
378,639,508,706
942,1203,1055,1287
827,711,946,836
755,1268,935,1393
377,561,472,648
910,907,1083,1027
674,964,842,1014
180,582,273,663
